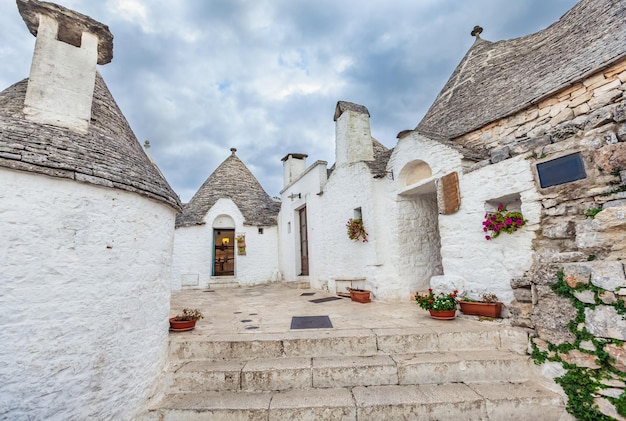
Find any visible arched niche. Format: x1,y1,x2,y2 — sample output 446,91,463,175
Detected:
212,214,235,229
398,160,433,187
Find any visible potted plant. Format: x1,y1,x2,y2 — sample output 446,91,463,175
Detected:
169,308,204,331
415,289,458,319
482,203,527,240
347,287,371,303
346,218,368,242
458,293,503,318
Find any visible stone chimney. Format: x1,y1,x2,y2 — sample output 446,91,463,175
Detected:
333,101,374,168
17,0,113,133
281,153,308,187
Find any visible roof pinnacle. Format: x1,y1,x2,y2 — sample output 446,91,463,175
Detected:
471,25,483,38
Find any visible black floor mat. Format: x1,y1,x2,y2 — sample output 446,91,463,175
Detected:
290,315,333,329
300,292,316,296
309,296,342,304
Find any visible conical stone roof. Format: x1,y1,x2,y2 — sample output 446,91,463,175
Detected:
417,0,626,141
175,149,280,228
0,73,182,210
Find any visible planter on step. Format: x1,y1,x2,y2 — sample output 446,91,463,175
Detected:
428,309,456,320
349,289,371,303
169,318,197,331
459,301,502,318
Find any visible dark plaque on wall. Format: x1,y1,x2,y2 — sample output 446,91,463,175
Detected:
536,152,586,188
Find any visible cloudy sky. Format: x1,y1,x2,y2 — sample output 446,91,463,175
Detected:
0,0,578,202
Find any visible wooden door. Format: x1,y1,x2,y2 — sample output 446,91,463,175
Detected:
299,207,309,276
213,229,235,276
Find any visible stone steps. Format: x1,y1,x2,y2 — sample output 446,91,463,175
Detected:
168,350,534,393
147,326,569,420
168,325,529,361
150,382,566,421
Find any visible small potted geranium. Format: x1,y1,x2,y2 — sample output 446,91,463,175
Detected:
482,203,527,240
169,308,204,331
415,289,458,320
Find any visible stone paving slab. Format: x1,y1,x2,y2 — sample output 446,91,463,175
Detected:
170,284,517,336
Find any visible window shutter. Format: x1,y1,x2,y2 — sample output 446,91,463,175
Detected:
437,171,460,215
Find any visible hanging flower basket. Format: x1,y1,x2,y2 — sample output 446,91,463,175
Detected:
346,218,368,242
482,203,527,240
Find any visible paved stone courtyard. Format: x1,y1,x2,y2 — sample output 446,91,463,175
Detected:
169,283,514,336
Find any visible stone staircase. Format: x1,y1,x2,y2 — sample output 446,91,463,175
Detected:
145,324,569,420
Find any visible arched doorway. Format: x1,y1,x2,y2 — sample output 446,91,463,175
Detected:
213,215,235,276
396,160,443,291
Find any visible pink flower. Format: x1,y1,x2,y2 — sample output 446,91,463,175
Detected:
485,235,491,240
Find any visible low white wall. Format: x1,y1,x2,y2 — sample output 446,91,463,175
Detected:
0,169,176,420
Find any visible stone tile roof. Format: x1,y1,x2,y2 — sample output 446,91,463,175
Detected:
366,139,393,177
17,0,113,65
175,149,280,228
0,73,182,211
417,0,626,141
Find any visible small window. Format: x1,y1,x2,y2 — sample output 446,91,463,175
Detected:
536,152,586,188
354,207,362,219
287,222,291,234
258,228,264,234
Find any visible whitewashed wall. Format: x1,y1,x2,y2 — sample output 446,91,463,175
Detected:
437,155,542,304
279,162,328,284
389,133,541,303
172,198,279,289
382,134,464,299
315,163,381,291
0,168,176,420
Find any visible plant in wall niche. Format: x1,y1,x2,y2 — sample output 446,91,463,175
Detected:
346,218,368,242
482,203,527,240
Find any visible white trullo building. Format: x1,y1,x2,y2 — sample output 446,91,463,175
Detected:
172,148,281,289
0,1,181,419
278,0,626,308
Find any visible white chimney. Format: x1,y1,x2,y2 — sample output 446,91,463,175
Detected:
334,101,374,168
281,153,308,187
18,0,113,134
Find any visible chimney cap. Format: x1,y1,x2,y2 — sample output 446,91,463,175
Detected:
281,153,308,162
334,101,369,121
17,0,114,65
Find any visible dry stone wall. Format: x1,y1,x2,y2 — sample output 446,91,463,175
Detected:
454,58,626,418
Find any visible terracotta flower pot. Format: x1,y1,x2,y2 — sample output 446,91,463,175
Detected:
350,290,371,303
169,318,197,331
459,301,502,318
428,309,456,320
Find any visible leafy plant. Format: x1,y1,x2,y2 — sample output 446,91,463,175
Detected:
346,218,368,242
529,270,626,419
481,293,499,303
585,205,603,219
482,203,527,240
415,289,458,311
172,308,204,321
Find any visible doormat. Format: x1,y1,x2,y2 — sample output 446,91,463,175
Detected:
309,296,342,304
300,292,316,296
290,316,333,329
